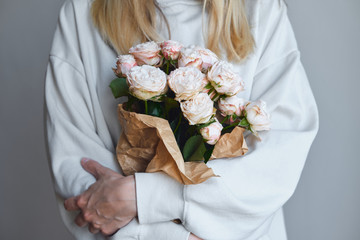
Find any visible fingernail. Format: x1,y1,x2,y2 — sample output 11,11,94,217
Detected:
81,158,90,163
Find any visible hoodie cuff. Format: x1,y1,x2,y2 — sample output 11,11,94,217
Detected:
135,172,185,224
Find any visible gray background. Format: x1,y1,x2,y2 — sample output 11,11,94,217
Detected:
0,0,359,239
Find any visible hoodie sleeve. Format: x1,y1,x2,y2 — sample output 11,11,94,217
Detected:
134,1,319,239
45,1,190,239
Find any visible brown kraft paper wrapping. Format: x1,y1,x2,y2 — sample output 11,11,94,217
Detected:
211,127,248,159
116,104,248,185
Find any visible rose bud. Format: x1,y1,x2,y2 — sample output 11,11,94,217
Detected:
218,96,246,117
180,93,214,125
207,61,244,97
129,41,162,66
194,46,219,72
113,55,137,77
160,40,183,60
245,100,271,132
126,65,167,101
200,119,223,145
168,67,206,101
178,46,203,70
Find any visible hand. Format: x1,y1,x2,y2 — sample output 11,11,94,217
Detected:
189,233,203,240
64,158,137,235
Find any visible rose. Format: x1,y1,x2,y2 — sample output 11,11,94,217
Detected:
126,65,167,101
218,96,246,117
200,119,223,145
179,45,218,72
194,46,219,72
178,46,203,70
180,93,214,125
129,41,161,66
113,55,138,77
160,40,183,60
168,67,206,101
207,61,244,96
245,100,271,132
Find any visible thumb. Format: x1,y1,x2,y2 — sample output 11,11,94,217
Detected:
81,158,111,179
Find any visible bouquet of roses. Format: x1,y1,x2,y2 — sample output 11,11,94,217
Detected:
110,40,271,184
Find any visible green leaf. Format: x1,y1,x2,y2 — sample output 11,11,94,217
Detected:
182,135,206,162
188,142,206,162
203,145,215,164
109,78,128,98
147,101,164,118
124,95,138,111
170,117,178,132
170,117,183,147
164,97,179,113
185,125,197,138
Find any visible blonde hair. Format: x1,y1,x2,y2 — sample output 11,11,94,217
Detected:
91,0,254,62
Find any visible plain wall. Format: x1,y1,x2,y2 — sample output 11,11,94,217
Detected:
0,0,359,239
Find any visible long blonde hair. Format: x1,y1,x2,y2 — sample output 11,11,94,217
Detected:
91,0,254,62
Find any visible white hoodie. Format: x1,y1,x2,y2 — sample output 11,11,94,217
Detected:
45,0,319,239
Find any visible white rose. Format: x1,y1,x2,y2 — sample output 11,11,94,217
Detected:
129,41,161,66
207,61,244,96
245,100,271,132
160,40,183,60
178,46,203,70
168,67,206,101
113,55,137,77
180,93,214,125
126,65,167,101
194,46,219,72
200,119,223,145
218,96,246,117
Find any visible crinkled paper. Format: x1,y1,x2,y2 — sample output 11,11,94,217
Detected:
116,104,248,185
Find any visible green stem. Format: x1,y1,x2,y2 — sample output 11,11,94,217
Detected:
166,61,170,74
222,122,239,131
174,114,182,135
221,115,229,124
211,92,220,101
208,88,215,95
145,100,148,114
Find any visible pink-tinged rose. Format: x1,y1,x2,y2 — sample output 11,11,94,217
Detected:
200,119,223,145
194,46,219,72
245,100,271,132
126,65,167,101
129,41,161,66
178,46,203,70
168,67,206,101
160,40,183,60
180,93,214,125
207,61,244,96
113,55,137,77
218,96,246,117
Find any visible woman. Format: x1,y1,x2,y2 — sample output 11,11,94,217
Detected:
45,0,319,239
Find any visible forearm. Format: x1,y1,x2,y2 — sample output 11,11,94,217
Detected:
134,51,319,240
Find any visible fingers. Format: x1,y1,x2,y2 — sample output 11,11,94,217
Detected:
74,212,120,236
64,192,90,212
99,221,120,236
72,208,121,236
64,196,80,211
88,224,100,234
74,212,87,227
81,158,112,179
